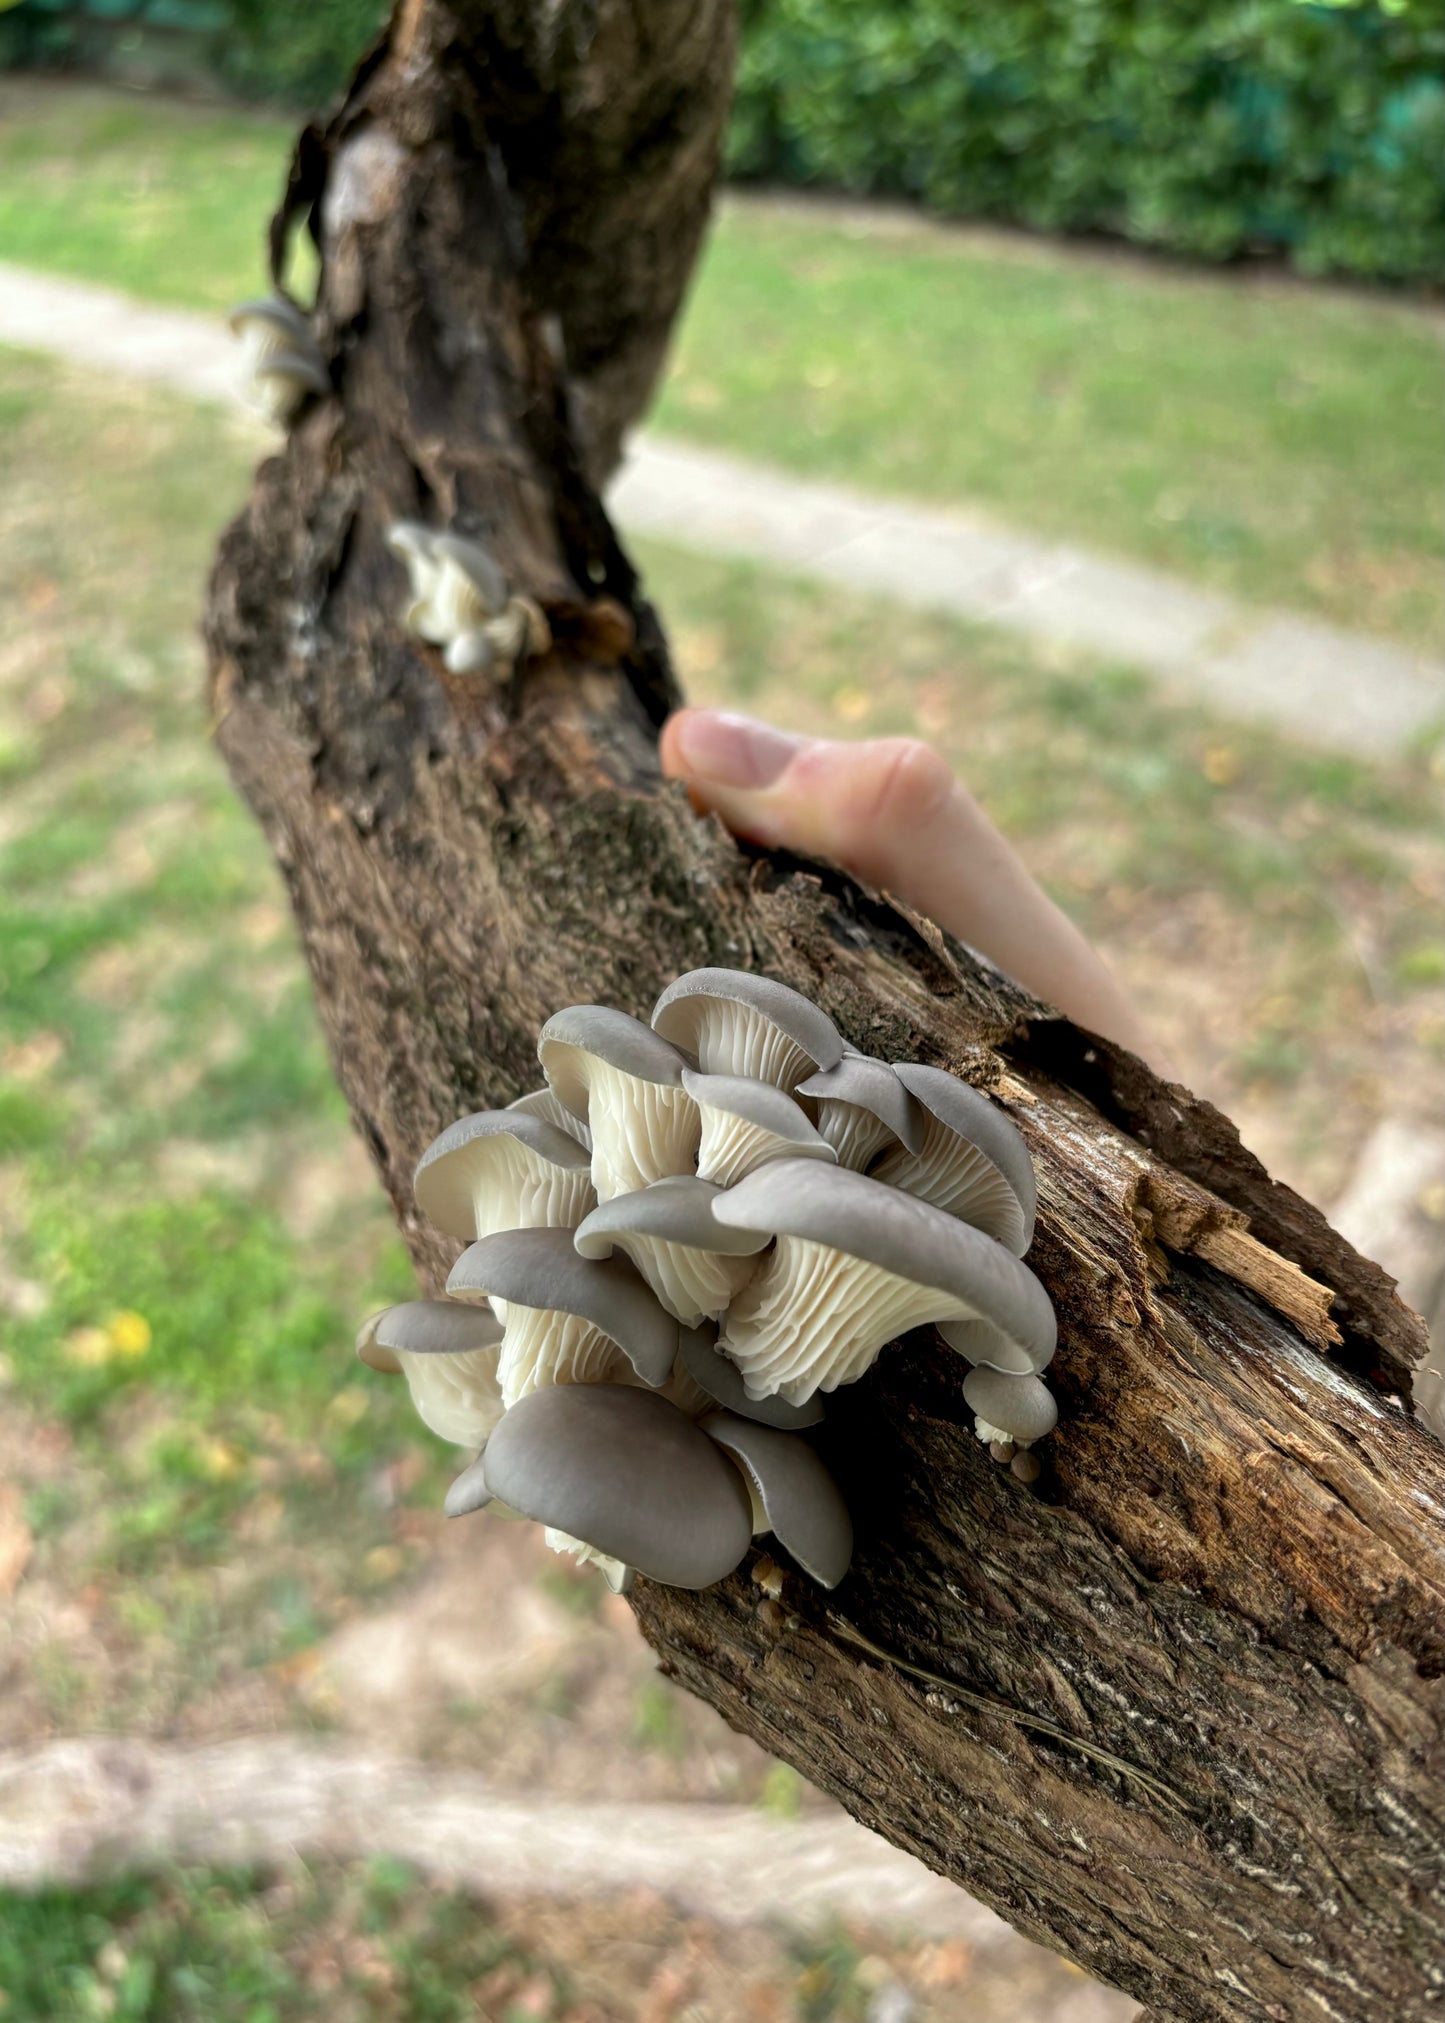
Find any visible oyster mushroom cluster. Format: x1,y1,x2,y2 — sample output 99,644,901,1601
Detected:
357,970,1057,1595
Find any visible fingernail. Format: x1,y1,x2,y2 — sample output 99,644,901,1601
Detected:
673,711,802,790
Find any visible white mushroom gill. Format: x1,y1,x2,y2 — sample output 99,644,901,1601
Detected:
509,1087,592,1148
688,997,817,1089
584,1066,700,1200
690,1100,833,1187
873,1113,1029,1251
496,1307,623,1408
815,1104,897,1173
469,1135,596,1240
397,1346,505,1448
615,1234,759,1331
718,1240,976,1404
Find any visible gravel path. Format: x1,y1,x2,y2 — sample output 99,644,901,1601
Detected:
2,260,1438,758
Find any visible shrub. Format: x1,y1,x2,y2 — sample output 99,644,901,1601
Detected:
730,0,1445,281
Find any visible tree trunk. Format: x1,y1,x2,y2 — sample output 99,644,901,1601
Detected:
204,8,1444,2019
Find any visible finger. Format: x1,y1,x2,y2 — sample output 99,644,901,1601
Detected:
661,708,1169,1072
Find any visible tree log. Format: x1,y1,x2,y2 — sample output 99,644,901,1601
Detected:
204,8,1444,2019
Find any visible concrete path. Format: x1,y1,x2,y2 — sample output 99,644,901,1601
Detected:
3,260,1439,757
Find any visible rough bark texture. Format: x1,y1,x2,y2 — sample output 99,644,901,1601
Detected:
205,8,1444,2020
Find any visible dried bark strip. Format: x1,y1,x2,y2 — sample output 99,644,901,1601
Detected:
204,8,1443,2020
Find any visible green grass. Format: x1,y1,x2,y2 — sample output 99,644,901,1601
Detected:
0,1861,543,2022
0,339,1439,1728
0,83,1439,643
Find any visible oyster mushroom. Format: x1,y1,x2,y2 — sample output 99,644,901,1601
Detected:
447,1225,677,1405
573,1177,770,1327
508,1086,591,1149
386,525,549,677
677,1324,824,1431
963,1366,1058,1447
354,1299,506,1448
682,1069,835,1186
871,1063,1037,1255
414,1111,595,1245
796,1054,925,1171
700,1410,852,1588
539,1006,699,1201
712,1160,1055,1406
229,297,328,425
479,1382,755,1592
651,970,843,1091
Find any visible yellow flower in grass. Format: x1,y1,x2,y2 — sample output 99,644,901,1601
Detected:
106,1310,152,1359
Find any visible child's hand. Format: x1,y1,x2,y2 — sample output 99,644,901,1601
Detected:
661,707,1170,1076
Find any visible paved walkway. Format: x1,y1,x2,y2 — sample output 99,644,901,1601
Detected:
3,261,1439,758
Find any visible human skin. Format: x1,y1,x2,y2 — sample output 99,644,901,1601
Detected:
660,708,1170,1075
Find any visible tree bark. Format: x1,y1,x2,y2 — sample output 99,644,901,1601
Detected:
205,8,1444,2020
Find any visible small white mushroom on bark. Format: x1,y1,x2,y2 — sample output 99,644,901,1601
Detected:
447,1224,677,1406
385,525,550,676
712,1160,1056,1406
796,1053,925,1172
573,1176,770,1327
354,1299,506,1448
539,1005,699,1200
414,1111,596,1244
229,298,329,425
871,1062,1037,1255
652,969,843,1091
682,1069,835,1186
479,1382,755,1591
701,1409,853,1589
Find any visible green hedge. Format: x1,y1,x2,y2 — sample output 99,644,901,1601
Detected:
3,0,1442,281
731,0,1445,281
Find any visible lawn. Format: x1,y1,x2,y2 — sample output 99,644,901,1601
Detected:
1,342,1439,1737
1,81,1440,645
1,283,1441,2010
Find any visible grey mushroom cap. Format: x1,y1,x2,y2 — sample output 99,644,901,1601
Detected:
447,1226,678,1388
700,1410,853,1589
712,1160,1056,1372
370,1299,507,1359
884,1063,1038,1254
355,1309,403,1374
651,970,844,1089
962,1366,1059,1445
482,1383,754,1589
936,1314,1055,1377
678,1325,825,1430
575,1178,771,1261
413,1109,593,1241
539,1005,693,1116
227,296,312,344
573,1177,768,1328
443,1450,494,1517
796,1055,926,1163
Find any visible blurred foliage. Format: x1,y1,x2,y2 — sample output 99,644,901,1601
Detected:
732,0,1445,281
1,0,1441,279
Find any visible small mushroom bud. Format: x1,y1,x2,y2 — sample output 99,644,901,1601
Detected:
963,1366,1058,1448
